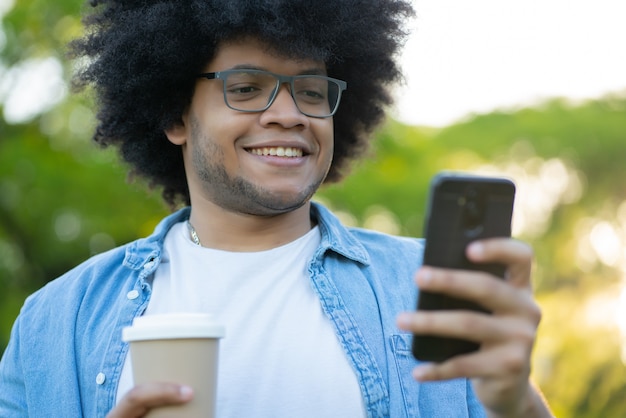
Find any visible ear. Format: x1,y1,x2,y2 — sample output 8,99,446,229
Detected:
164,115,188,146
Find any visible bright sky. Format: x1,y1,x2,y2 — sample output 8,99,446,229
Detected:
1,0,626,126
394,0,626,126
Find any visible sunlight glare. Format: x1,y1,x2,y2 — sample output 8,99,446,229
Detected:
590,222,621,267
473,144,582,239
618,284,626,364
1,57,67,123
363,206,401,235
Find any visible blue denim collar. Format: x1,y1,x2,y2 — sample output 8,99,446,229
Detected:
121,202,370,271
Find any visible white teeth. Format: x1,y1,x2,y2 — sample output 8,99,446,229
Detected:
249,147,303,157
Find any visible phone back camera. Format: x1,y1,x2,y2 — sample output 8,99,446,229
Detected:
461,187,485,238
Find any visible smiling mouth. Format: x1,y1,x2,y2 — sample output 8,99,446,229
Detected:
247,146,304,158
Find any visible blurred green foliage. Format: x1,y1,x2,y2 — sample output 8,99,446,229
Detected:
2,1,626,416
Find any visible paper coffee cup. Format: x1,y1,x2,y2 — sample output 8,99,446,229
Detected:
122,313,225,418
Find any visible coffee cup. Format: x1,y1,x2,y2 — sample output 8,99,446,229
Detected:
122,313,225,418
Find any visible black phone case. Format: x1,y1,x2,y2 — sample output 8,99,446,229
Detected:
411,173,516,362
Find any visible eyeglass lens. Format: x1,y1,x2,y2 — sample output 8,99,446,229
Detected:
222,71,341,117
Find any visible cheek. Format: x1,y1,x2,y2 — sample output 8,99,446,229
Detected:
191,87,239,134
191,109,243,150
316,120,335,150
322,127,335,164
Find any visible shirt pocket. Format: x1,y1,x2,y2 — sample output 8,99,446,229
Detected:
391,334,471,418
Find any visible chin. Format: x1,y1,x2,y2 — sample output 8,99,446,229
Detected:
246,194,311,217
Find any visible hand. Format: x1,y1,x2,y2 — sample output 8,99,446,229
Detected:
397,238,550,417
106,383,193,418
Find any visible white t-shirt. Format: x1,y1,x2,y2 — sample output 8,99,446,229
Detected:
117,221,366,417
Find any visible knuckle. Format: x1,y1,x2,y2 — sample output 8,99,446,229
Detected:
447,356,476,377
522,295,543,325
518,325,538,347
524,243,535,260
473,280,495,299
457,313,483,333
530,302,542,325
417,312,438,332
508,316,538,343
430,268,456,288
515,239,534,260
501,347,528,374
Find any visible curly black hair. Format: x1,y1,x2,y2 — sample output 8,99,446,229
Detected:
69,0,414,207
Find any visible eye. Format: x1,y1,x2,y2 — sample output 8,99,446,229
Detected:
224,71,276,102
224,81,268,103
227,84,261,95
300,89,325,99
295,79,328,103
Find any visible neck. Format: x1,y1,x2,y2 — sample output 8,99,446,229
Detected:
187,201,314,252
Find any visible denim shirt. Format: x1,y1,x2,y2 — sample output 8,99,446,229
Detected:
0,202,486,417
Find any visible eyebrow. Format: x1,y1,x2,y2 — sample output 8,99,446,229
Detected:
227,64,327,76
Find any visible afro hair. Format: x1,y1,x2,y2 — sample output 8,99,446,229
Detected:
70,0,415,206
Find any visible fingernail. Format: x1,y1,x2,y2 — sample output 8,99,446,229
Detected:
468,242,484,258
397,313,411,328
417,268,432,285
413,366,430,381
180,385,194,399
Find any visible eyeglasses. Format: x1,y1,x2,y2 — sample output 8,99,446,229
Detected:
197,69,347,118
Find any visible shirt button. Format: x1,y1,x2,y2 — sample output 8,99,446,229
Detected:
143,260,155,270
127,290,140,300
96,372,106,385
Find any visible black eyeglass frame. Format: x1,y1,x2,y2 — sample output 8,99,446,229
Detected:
197,69,347,118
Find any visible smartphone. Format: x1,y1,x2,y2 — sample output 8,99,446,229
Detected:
411,172,516,362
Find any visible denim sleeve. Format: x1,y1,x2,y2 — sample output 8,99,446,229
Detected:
0,290,86,417
0,313,27,415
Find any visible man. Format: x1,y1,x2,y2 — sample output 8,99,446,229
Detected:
0,0,552,416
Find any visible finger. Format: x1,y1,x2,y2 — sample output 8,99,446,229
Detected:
466,238,534,288
106,383,193,418
415,267,540,316
412,343,531,382
397,310,535,344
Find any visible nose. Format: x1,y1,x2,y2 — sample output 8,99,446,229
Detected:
258,84,310,128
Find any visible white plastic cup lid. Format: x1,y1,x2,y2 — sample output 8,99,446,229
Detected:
122,313,225,342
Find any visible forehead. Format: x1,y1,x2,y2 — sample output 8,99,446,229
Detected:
206,37,327,74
